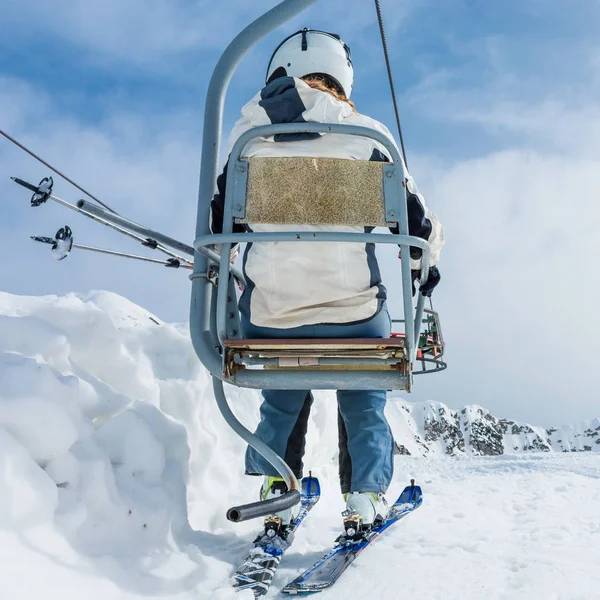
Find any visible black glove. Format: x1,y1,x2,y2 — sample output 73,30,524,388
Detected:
411,266,440,297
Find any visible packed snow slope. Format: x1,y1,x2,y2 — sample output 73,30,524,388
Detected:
1,290,599,600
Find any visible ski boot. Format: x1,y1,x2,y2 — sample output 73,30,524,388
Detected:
341,492,388,540
260,476,298,538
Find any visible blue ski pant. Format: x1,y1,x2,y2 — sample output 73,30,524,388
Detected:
242,307,395,494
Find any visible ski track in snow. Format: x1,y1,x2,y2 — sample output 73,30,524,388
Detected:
0,291,599,600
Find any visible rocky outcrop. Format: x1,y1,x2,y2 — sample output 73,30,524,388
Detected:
547,421,600,453
387,400,599,457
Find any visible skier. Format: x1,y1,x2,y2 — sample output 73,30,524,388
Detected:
211,29,444,531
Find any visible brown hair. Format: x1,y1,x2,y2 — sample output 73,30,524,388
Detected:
301,74,357,113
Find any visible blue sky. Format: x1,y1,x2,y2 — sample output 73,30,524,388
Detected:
1,0,599,426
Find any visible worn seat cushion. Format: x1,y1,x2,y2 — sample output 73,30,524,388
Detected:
239,156,393,227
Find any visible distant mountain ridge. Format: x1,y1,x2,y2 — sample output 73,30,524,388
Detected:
386,400,600,457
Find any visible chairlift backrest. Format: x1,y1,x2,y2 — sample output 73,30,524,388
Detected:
241,156,394,227
224,123,407,233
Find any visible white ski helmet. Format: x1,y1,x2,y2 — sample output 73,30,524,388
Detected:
266,28,354,97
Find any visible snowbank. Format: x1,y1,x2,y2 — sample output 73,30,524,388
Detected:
0,291,261,598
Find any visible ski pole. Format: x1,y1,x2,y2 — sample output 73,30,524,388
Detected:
69,243,192,269
77,199,245,284
12,176,245,285
11,176,193,266
31,228,190,269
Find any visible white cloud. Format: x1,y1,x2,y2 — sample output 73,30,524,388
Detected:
374,24,600,424
382,145,600,426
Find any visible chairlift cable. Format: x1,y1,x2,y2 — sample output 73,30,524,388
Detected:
0,127,119,215
373,0,409,169
373,4,441,312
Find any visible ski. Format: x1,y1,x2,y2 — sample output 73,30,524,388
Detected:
281,481,422,595
232,475,321,597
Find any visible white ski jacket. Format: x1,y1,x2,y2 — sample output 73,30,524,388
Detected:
211,77,444,329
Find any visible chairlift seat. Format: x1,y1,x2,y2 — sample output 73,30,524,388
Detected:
220,153,415,376
194,121,438,391
224,337,409,374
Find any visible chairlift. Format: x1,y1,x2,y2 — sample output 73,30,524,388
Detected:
190,0,446,523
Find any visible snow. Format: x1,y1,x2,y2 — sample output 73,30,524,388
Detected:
0,290,599,599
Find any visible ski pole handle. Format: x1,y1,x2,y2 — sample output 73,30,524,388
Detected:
226,489,301,523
